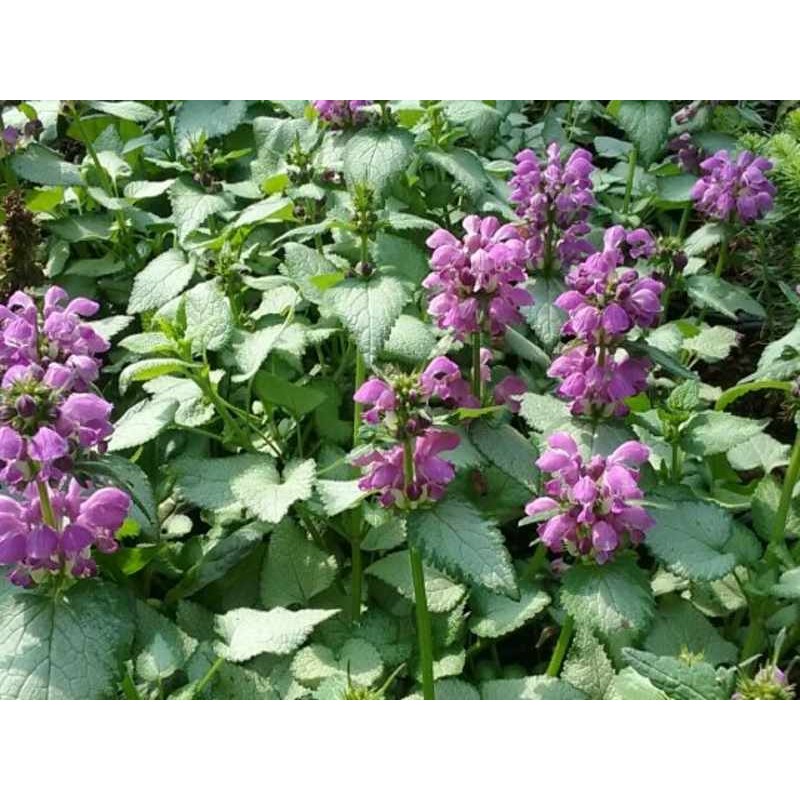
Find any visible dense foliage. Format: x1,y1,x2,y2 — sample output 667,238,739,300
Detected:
0,99,798,700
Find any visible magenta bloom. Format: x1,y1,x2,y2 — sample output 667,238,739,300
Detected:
556,226,663,343
313,101,371,128
525,432,653,564
691,149,776,224
0,479,130,587
419,357,478,408
354,429,459,509
354,378,397,425
425,215,532,339
509,143,596,268
549,344,649,417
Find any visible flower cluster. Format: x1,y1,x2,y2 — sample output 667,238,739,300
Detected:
0,287,129,587
733,666,795,700
691,149,776,224
524,433,653,564
425,215,532,339
509,143,596,268
1,118,42,157
549,226,662,416
312,101,371,128
667,133,704,174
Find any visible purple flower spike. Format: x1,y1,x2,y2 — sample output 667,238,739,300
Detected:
525,432,653,564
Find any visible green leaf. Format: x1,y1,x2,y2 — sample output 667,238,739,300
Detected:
134,601,195,683
10,143,82,186
146,375,214,428
524,274,565,349
622,648,731,700
644,596,737,665
686,274,766,320
294,638,383,690
646,499,736,581
0,581,133,699
169,176,233,242
252,372,327,417
680,411,766,456
88,453,158,535
407,498,518,597
280,243,341,305
119,358,189,393
468,567,549,638
469,420,539,491
562,627,615,699
366,550,466,614
684,222,728,256
480,676,585,700
728,433,789,474
175,100,247,142
682,325,739,363
167,524,265,602
127,249,194,314
123,179,175,200
381,314,436,364
108,396,178,451
343,127,414,196
593,136,633,159
316,479,366,517
747,321,800,381
772,567,800,600
172,453,265,513
716,379,792,411
66,254,125,277
405,678,481,700
228,323,306,382
423,147,487,201
232,196,294,229
616,100,671,164
442,101,502,147
561,555,654,635
214,607,338,662
90,100,158,122
603,667,668,699
656,173,696,206
231,458,316,524
184,279,234,352
260,519,337,608
326,275,408,367
373,231,429,284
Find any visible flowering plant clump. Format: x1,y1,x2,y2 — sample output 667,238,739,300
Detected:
509,143,596,268
525,433,653,563
548,225,663,416
424,215,532,339
0,99,798,702
691,149,776,223
0,288,128,587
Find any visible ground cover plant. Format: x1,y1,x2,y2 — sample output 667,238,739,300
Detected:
0,99,799,700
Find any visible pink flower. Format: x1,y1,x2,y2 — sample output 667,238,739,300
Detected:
525,432,653,563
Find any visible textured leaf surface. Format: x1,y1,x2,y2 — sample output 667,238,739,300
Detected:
185,279,234,351
563,627,615,699
616,100,671,164
468,569,549,638
0,582,133,699
561,556,654,635
622,648,731,700
343,127,414,196
407,498,517,597
480,676,585,700
127,249,194,313
231,458,316,524
214,607,338,662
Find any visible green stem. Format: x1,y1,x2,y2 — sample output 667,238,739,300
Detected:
622,147,637,215
403,438,434,700
741,607,764,663
524,542,548,579
37,480,58,529
351,538,363,622
193,655,225,697
677,205,691,240
770,427,800,548
471,330,482,400
73,110,115,197
670,436,683,483
353,350,365,442
409,545,435,700
546,615,575,677
714,237,730,279
159,101,177,161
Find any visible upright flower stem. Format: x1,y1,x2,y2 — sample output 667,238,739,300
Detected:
714,237,730,278
471,331,482,400
350,539,363,622
770,428,800,549
546,615,575,677
622,147,637,216
404,440,435,700
353,350,365,441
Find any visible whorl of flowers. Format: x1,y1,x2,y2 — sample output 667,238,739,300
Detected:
524,433,653,564
733,666,795,701
1,118,42,157
509,142,596,268
691,149,776,224
0,287,129,587
667,133,704,174
549,226,662,417
424,215,532,340
313,101,371,128
353,356,526,509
